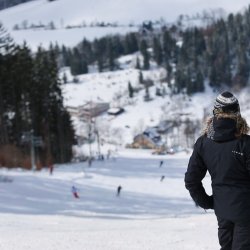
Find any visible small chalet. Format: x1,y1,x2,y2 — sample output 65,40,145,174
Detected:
129,127,163,149
78,101,110,119
156,120,176,134
107,107,125,116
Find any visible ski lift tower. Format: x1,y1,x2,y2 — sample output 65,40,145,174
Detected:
21,130,43,170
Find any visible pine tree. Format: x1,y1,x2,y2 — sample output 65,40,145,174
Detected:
175,69,186,93
153,37,163,65
112,35,125,57
31,46,75,164
81,38,94,63
124,33,138,54
144,85,150,101
93,39,105,72
0,22,15,54
128,81,134,98
70,48,88,75
196,71,204,92
163,30,175,63
139,71,144,84
0,53,9,144
234,48,249,87
61,45,71,66
136,56,141,69
62,72,68,84
140,40,150,70
108,39,115,71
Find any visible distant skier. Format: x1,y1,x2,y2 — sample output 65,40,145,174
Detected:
107,150,111,160
116,185,122,197
88,158,92,167
98,154,104,161
159,160,164,168
49,164,54,175
71,185,79,199
160,175,165,182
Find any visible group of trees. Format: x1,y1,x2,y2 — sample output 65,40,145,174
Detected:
175,8,250,93
0,23,75,168
0,0,34,10
149,7,250,94
60,33,139,75
0,0,56,10
1,5,250,166
59,5,250,95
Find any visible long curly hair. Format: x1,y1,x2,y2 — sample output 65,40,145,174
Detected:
203,113,250,137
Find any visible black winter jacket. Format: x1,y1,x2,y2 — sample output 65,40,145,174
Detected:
185,117,250,222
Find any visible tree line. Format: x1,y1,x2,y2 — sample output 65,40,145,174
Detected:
60,5,250,95
0,0,35,10
0,23,75,168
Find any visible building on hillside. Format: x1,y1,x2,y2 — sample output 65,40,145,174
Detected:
78,101,110,119
128,127,163,149
156,120,176,134
107,107,125,116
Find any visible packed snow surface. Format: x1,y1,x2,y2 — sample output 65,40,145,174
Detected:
0,150,219,249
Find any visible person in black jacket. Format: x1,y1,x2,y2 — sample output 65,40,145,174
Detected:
185,91,250,250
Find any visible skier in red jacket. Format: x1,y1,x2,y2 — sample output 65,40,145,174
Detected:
71,185,79,198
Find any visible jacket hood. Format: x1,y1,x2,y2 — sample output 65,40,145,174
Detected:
207,117,237,142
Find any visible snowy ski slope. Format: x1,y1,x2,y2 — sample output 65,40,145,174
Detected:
0,150,219,250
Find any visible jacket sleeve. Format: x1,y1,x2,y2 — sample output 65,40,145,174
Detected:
184,137,213,210
243,136,250,175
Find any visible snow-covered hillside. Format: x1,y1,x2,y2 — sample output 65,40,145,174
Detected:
61,50,250,152
0,0,249,49
1,0,249,28
61,53,210,149
0,151,219,249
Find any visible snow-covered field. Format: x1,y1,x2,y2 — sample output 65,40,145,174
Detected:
7,26,139,51
0,0,250,49
0,150,219,250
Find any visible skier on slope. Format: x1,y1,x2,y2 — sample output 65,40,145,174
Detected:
71,185,80,199
185,91,250,250
116,185,122,197
159,160,164,168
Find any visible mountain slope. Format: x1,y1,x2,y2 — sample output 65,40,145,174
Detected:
0,0,35,11
0,0,249,29
0,0,249,49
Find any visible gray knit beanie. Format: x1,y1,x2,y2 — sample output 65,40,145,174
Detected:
213,91,240,115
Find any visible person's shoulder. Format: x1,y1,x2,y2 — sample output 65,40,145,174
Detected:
241,134,250,141
191,135,206,152
195,135,206,145
241,134,250,145
240,135,250,157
